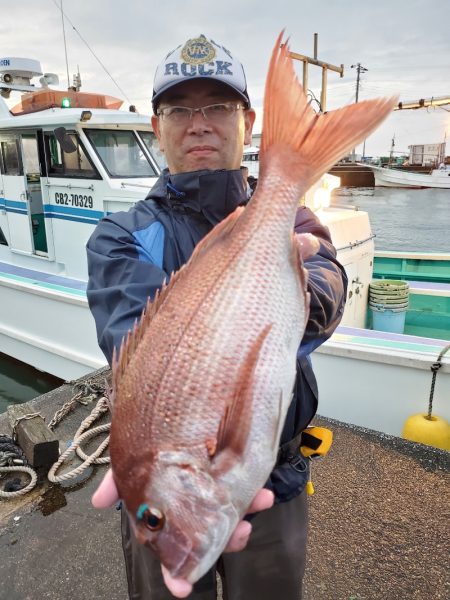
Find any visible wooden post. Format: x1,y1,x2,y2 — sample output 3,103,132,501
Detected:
321,66,328,112
7,405,59,469
288,34,344,113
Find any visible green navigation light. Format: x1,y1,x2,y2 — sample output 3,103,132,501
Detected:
61,97,71,108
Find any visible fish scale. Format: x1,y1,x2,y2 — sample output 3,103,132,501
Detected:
109,32,397,583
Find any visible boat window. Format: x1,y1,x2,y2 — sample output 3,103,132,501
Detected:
139,131,167,170
0,138,23,175
85,129,158,178
22,134,41,182
0,226,7,246
44,132,101,179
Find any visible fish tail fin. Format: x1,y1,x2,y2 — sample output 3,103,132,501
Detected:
259,32,397,188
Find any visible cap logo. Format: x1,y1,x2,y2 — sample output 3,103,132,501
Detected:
181,35,216,65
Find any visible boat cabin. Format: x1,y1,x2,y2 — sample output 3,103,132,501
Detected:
0,92,161,280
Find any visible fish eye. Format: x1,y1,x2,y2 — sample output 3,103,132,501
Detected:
136,504,165,531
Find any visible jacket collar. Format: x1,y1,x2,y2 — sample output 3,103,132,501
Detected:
147,168,250,226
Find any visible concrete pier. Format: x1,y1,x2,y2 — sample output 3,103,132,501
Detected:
0,371,448,600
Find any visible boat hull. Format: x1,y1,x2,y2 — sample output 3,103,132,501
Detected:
313,327,450,437
369,166,450,188
0,265,106,380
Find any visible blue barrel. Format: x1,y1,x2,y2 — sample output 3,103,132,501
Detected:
369,280,409,334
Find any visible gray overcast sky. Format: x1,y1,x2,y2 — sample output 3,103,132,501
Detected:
1,0,449,156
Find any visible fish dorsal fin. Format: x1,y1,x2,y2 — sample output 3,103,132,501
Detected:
111,277,172,396
112,206,245,398
212,324,272,476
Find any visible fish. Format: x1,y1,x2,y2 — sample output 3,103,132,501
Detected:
109,32,396,584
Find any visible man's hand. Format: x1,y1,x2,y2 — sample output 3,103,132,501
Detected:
294,232,320,262
92,469,274,598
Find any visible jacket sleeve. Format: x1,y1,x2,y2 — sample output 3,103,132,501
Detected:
86,217,168,365
295,206,348,356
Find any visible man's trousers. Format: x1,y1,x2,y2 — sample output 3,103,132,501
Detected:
120,490,308,600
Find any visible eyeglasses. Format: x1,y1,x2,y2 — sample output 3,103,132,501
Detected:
157,102,244,124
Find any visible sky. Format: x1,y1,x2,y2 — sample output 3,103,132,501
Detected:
1,0,449,158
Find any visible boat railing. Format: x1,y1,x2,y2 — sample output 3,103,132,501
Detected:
330,202,361,211
120,182,152,189
44,181,94,191
335,234,376,252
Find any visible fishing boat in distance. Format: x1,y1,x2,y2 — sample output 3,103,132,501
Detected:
369,164,450,188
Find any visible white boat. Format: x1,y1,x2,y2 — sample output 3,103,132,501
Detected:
0,58,160,380
369,164,450,188
242,146,260,178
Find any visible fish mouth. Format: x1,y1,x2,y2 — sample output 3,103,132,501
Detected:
179,504,239,583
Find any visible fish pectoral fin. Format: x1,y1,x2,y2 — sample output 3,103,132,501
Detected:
211,324,272,476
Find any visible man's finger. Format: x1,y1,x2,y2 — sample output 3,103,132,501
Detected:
224,489,274,553
92,468,119,508
295,232,320,261
224,520,252,553
246,488,274,513
161,566,192,598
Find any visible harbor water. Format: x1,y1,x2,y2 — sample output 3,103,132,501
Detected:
0,353,62,414
332,186,450,252
1,186,449,412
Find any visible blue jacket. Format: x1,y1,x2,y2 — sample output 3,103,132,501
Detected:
86,168,347,501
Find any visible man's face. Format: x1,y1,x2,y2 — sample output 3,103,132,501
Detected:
151,80,256,174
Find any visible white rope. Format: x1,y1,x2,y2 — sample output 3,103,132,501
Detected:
0,382,111,496
74,397,110,465
0,466,37,498
47,394,111,483
48,425,110,483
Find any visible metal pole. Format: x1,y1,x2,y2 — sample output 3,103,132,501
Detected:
60,0,70,89
351,63,368,161
355,63,361,103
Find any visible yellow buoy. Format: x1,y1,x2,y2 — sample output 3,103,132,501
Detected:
402,413,450,451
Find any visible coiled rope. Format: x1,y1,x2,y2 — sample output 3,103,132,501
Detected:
0,435,37,499
0,466,37,498
0,378,111,497
48,395,110,483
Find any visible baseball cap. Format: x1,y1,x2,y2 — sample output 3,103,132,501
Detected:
152,34,250,113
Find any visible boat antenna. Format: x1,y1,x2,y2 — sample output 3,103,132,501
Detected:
60,0,71,89
51,0,132,104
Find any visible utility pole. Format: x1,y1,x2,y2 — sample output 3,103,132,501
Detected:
351,63,368,161
389,134,395,165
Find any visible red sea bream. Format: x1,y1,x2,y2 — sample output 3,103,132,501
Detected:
109,32,396,583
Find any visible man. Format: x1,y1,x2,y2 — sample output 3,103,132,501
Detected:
87,34,347,599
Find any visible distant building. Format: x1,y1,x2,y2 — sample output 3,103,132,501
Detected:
409,142,446,166
242,146,260,178
251,133,262,148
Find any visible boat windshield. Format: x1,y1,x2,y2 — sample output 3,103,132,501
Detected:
139,131,167,170
85,129,158,178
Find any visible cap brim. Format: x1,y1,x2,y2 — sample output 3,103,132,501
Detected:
152,78,250,113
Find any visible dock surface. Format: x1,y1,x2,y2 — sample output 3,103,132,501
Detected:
0,373,448,600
